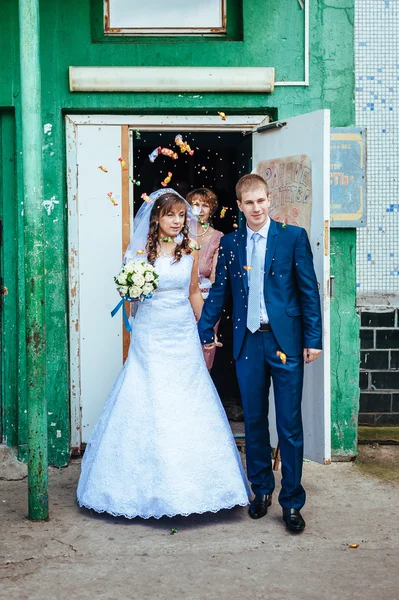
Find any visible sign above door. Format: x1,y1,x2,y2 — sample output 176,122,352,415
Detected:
69,66,275,93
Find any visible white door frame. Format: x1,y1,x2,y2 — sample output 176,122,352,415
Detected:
66,113,270,452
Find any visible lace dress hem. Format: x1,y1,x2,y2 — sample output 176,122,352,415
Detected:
77,499,249,520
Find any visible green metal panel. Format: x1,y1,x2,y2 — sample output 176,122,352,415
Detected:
16,113,28,465
0,0,358,463
0,113,18,447
330,229,359,457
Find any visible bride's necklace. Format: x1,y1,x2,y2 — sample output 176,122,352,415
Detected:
158,238,176,257
189,220,210,238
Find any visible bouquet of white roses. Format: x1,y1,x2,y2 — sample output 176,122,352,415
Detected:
114,260,159,302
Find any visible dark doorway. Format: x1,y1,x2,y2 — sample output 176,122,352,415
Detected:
132,130,252,421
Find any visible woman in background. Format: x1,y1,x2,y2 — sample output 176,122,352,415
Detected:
187,188,223,370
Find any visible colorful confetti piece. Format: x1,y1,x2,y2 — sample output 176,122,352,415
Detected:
141,193,151,203
148,147,160,163
189,241,202,251
175,134,194,156
161,171,173,187
135,130,141,140
118,157,128,171
220,206,228,219
107,192,118,206
137,249,145,255
349,544,360,549
218,111,227,121
277,351,287,364
160,147,179,160
98,165,108,172
243,265,253,271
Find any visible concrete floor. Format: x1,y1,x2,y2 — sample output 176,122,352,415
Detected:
1,456,398,600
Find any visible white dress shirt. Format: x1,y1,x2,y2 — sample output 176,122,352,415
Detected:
246,220,270,324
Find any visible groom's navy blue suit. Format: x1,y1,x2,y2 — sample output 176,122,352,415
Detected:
198,219,322,510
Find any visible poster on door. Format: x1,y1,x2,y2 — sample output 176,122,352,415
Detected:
255,154,312,235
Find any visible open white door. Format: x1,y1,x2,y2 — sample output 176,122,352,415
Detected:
67,121,130,448
66,114,272,452
252,110,331,464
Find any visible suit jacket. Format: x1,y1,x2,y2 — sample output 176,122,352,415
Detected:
198,219,322,359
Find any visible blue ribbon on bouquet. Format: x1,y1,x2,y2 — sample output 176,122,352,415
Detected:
110,297,132,333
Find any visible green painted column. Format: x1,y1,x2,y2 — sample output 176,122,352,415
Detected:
330,229,360,458
18,0,48,519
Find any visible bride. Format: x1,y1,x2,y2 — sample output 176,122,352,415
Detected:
77,188,249,519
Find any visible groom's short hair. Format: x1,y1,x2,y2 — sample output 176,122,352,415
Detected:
236,174,269,202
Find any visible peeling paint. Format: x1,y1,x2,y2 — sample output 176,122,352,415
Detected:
42,196,59,216
56,430,62,438
44,123,52,135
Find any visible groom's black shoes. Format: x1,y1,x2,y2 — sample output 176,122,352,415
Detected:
248,494,272,519
282,508,306,532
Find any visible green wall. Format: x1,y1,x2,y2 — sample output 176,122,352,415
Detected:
0,0,358,465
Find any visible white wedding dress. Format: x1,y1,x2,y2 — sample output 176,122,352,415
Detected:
77,253,249,519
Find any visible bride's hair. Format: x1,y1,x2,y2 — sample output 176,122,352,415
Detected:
146,193,192,266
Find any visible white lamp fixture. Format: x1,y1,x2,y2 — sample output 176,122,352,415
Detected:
69,66,275,93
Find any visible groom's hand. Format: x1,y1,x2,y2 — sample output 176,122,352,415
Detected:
303,348,322,364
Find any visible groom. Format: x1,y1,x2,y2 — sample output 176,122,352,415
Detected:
198,174,322,532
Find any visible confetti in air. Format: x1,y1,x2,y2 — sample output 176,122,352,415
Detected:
141,193,151,203
189,241,202,251
149,147,179,162
107,192,118,206
175,134,194,156
128,175,141,186
243,265,253,271
161,172,173,187
135,130,141,140
98,165,108,172
118,157,128,171
218,111,227,121
220,206,228,219
148,147,160,163
277,351,287,364
160,147,179,160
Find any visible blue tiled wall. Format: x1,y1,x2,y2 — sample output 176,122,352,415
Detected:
355,0,399,295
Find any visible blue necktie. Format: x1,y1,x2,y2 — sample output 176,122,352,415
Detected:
247,233,262,333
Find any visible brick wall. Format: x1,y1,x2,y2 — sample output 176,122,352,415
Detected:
359,309,399,425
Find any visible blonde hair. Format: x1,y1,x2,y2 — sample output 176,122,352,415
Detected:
186,188,218,216
236,174,269,202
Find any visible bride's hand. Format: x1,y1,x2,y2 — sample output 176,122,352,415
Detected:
204,335,223,351
215,334,223,348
